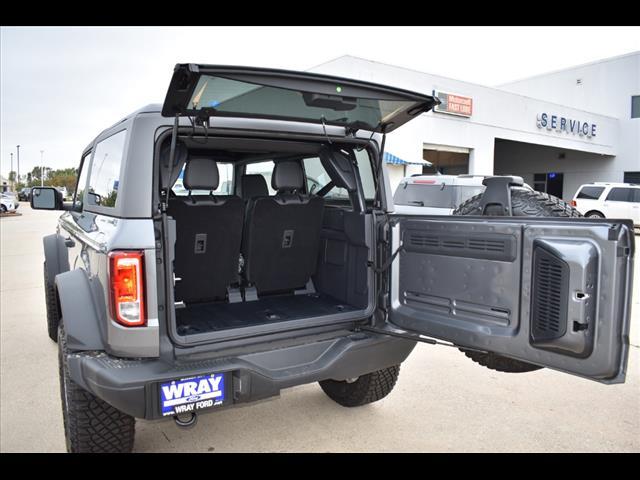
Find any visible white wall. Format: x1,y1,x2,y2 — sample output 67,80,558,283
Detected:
500,52,640,177
494,140,617,201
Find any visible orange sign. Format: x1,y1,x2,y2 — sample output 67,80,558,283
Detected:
434,91,473,117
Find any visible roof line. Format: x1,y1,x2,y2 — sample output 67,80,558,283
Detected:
497,50,640,87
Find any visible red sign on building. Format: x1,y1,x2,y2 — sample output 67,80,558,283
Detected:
434,91,473,117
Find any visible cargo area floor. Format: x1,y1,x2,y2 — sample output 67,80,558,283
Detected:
175,293,359,335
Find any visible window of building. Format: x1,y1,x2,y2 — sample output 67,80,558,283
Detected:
533,172,564,198
623,171,640,184
87,130,127,208
171,162,234,196
632,96,640,119
605,187,633,202
576,186,605,200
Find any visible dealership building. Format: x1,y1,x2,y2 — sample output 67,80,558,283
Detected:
311,51,640,201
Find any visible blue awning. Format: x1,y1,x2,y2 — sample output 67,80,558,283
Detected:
384,152,431,166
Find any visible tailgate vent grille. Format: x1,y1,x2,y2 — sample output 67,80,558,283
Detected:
405,231,515,261
531,247,569,339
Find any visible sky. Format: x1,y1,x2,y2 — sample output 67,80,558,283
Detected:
1,26,639,178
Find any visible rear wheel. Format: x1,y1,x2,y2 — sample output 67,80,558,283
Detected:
585,211,605,219
43,262,60,342
453,188,582,373
59,323,135,453
319,365,401,407
1,204,6,213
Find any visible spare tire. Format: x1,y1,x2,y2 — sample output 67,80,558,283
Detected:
452,188,582,373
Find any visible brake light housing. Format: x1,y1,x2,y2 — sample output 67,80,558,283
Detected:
108,250,146,327
570,200,577,207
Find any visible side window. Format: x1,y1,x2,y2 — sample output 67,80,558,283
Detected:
87,130,126,208
576,186,605,200
73,151,91,211
245,161,276,195
354,148,375,200
605,188,633,202
171,162,234,196
302,148,376,201
303,157,345,198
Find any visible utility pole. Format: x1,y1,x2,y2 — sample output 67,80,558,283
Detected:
40,150,44,187
16,145,20,186
10,153,13,189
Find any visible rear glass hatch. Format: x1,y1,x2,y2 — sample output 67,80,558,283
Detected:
161,64,439,132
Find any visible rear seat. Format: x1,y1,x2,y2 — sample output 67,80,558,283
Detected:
240,174,269,201
168,157,244,304
242,161,324,295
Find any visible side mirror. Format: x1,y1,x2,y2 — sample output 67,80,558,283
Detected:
30,187,63,210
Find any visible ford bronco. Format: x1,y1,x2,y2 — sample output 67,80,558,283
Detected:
31,64,635,452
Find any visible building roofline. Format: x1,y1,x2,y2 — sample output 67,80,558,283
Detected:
497,50,640,87
311,55,619,120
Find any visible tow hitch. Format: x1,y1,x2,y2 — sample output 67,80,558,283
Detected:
174,411,198,429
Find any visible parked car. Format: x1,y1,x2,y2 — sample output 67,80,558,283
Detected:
31,63,635,453
1,193,19,213
394,174,487,215
17,187,32,201
54,186,70,200
393,174,534,215
572,182,640,227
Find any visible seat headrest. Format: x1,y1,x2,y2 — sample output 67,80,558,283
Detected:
272,161,303,191
241,174,269,199
183,158,219,191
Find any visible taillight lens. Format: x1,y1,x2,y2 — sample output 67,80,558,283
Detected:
570,200,577,207
109,251,146,327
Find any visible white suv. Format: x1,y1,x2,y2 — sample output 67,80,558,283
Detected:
572,183,640,227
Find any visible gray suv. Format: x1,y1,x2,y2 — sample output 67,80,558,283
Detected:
31,64,635,453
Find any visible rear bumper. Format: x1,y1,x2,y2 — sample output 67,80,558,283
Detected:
67,332,416,420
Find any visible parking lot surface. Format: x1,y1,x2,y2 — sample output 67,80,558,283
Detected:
1,205,638,452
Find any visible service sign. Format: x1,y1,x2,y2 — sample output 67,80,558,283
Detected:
536,112,596,138
160,373,226,416
434,91,473,117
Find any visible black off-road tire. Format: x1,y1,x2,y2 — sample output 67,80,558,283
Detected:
58,323,136,453
454,188,582,218
319,365,401,407
44,262,60,342
453,188,582,374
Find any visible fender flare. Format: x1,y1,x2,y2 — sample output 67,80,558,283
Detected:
55,269,106,352
43,233,70,286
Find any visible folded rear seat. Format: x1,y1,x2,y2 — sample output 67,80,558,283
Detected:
168,157,244,304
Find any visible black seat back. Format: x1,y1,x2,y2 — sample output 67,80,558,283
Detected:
240,174,269,201
243,161,324,294
168,157,244,303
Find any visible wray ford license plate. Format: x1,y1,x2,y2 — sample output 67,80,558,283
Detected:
160,372,226,417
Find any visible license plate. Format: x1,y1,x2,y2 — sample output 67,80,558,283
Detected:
159,372,226,417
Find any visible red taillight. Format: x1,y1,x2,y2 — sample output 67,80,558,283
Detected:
570,200,577,207
413,179,437,184
109,251,146,327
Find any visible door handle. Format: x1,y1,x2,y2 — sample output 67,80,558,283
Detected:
64,237,75,248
